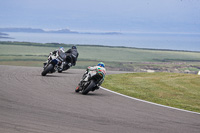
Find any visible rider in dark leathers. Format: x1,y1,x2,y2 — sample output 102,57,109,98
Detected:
63,46,79,70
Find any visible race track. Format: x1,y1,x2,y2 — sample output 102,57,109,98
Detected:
0,65,200,133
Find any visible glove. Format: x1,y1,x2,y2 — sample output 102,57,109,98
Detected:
86,67,91,73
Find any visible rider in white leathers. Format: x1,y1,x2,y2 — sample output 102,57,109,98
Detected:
84,62,106,89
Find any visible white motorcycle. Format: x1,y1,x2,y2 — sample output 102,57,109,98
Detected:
41,49,68,76
75,69,105,95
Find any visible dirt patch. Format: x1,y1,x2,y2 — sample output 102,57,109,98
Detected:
106,61,200,74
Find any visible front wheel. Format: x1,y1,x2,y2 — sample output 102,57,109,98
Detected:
41,64,54,76
82,80,95,95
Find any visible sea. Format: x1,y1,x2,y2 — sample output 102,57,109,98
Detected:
1,32,200,52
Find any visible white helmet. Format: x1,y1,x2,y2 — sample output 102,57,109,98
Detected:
59,47,65,52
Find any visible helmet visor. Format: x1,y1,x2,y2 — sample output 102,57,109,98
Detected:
98,63,105,67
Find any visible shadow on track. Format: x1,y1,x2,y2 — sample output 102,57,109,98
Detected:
39,75,62,77
73,92,107,97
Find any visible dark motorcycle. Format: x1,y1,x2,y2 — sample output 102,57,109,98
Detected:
75,69,105,95
41,49,70,76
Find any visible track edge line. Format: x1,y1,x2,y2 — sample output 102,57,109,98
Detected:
101,87,200,115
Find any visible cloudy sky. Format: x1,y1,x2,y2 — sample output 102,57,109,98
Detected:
0,0,200,33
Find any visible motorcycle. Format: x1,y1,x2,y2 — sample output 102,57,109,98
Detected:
75,68,105,95
41,49,71,76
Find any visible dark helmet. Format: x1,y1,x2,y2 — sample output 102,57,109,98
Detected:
72,46,77,49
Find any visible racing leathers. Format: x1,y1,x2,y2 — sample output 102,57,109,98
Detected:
83,65,106,89
65,48,79,66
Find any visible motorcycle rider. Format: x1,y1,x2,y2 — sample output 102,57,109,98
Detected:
78,62,106,90
65,45,79,67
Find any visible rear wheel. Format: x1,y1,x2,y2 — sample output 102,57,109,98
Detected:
63,64,70,71
41,64,54,76
82,80,95,95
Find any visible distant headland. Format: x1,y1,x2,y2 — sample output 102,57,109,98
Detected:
0,27,122,35
0,32,14,39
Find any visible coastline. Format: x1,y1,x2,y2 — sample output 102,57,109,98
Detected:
0,31,199,52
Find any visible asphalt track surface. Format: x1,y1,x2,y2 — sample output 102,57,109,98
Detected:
0,65,200,133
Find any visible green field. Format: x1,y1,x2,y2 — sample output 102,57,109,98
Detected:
1,41,200,113
102,73,200,113
1,41,200,73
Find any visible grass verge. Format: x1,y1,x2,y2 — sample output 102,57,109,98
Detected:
102,72,200,113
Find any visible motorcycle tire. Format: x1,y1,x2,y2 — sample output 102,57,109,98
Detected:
41,64,54,76
62,64,70,71
82,80,95,95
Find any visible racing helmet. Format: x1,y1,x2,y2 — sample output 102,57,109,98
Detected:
97,62,105,68
72,46,77,49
